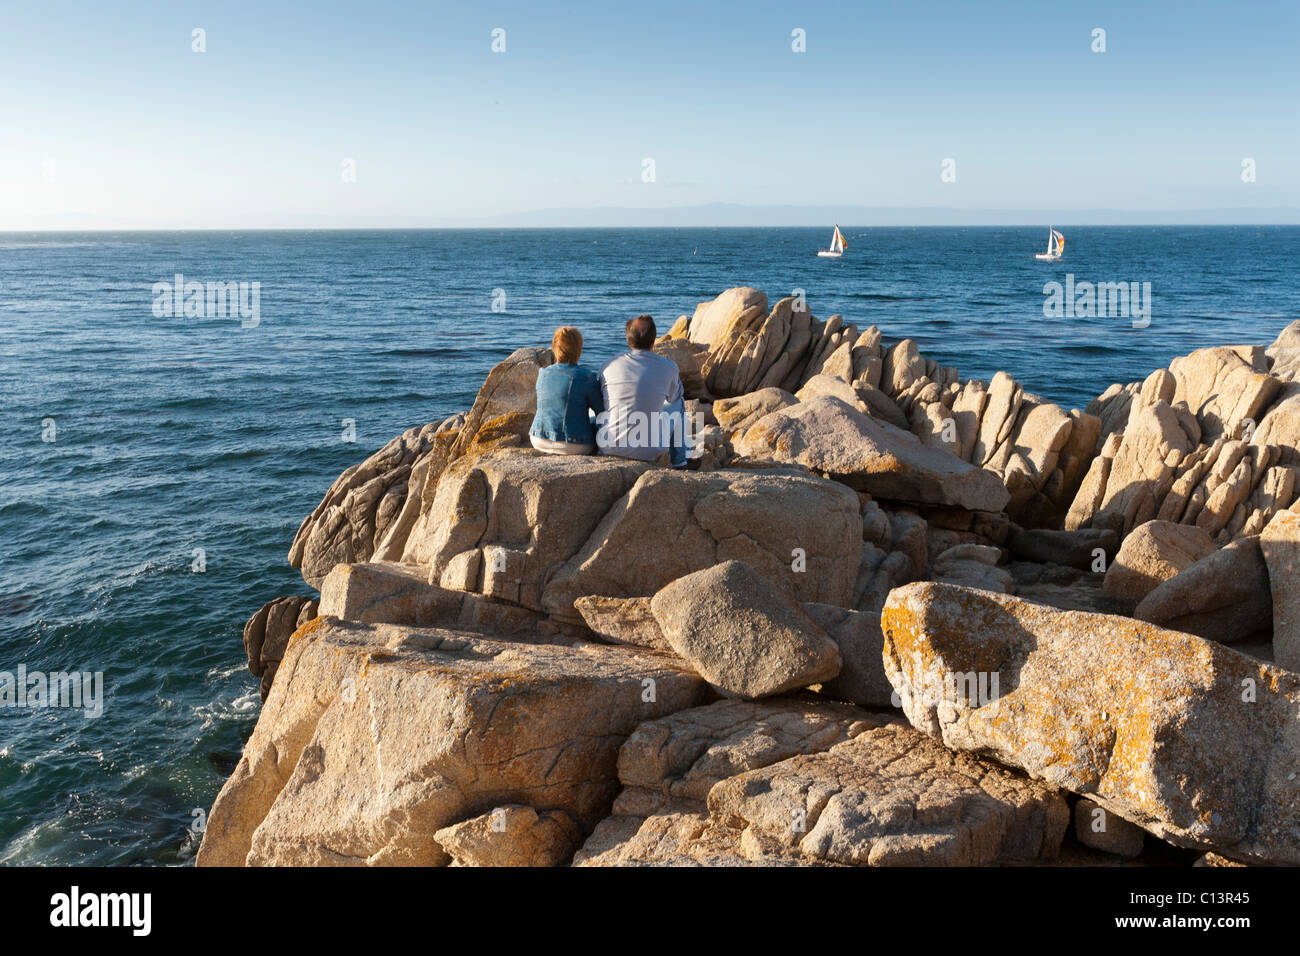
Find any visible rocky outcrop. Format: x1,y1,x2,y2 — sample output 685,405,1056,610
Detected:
734,396,1010,512
883,582,1300,864
211,287,1300,868
197,617,704,866
288,422,453,588
574,698,1067,867
1078,333,1300,544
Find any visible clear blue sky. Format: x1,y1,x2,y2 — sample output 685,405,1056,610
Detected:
1,0,1295,227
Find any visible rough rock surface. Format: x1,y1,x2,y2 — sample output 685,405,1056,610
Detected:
405,449,650,608
707,725,1068,866
243,596,318,699
713,387,797,433
1260,509,1300,671
434,805,583,867
574,698,1066,867
650,561,842,699
318,560,540,634
574,595,670,651
542,466,864,620
1102,519,1217,602
197,618,704,866
1133,535,1273,643
883,581,1300,864
1074,799,1145,859
803,603,895,707
734,395,1010,512
289,422,448,587
608,698,876,816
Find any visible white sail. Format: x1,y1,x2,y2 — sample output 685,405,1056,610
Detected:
817,224,847,257
1034,225,1063,261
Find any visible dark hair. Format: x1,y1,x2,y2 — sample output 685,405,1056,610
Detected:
625,314,656,350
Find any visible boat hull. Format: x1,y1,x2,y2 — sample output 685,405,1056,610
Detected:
816,251,843,258
1034,254,1062,261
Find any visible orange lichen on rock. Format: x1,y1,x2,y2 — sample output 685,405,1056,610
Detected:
881,581,1300,865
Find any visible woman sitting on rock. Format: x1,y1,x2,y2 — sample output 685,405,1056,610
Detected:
529,326,605,455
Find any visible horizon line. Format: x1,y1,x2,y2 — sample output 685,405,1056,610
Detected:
5,222,1300,233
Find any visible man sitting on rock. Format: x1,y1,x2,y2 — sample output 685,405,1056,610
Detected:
597,314,687,467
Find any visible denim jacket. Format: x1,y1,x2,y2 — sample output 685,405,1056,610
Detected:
530,362,604,445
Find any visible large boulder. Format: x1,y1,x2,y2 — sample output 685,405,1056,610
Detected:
882,581,1300,864
1133,535,1272,643
405,449,650,609
1102,519,1217,602
196,618,705,866
542,466,864,620
649,561,842,699
1260,510,1300,671
734,395,1010,512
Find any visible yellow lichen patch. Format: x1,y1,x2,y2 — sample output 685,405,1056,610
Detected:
284,614,330,657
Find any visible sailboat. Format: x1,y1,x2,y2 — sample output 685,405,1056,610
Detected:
817,225,847,258
1034,227,1065,262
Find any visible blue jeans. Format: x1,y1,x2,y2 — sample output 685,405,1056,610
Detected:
666,398,688,468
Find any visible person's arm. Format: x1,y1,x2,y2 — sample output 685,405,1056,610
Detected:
587,370,605,416
665,365,683,406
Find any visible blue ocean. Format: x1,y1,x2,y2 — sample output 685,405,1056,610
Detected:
1,226,1296,865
